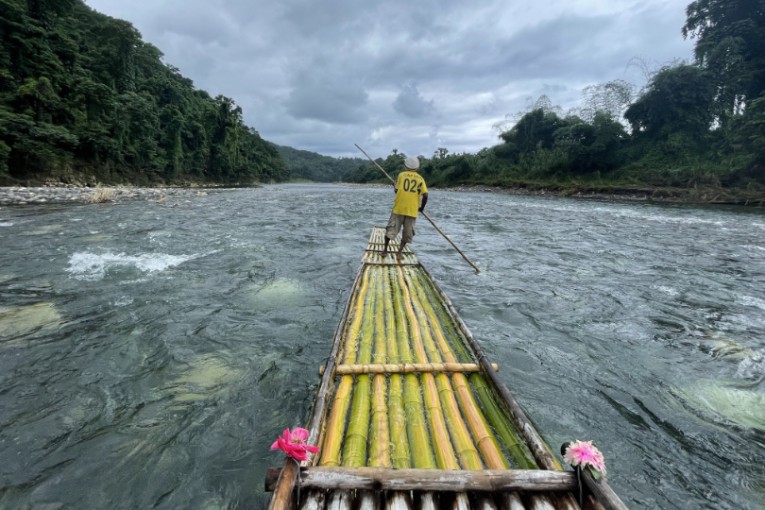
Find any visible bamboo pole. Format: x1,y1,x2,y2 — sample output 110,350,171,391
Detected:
469,373,537,469
411,269,535,467
396,265,477,471
342,269,378,466
319,268,373,467
390,266,437,469
354,143,481,274
403,267,508,470
418,262,562,471
369,268,391,468
382,266,410,469
265,466,577,492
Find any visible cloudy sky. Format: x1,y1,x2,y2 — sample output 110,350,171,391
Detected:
84,0,695,158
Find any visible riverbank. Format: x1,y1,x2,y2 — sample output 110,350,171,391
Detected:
0,186,230,206
2,183,763,207
446,184,765,206
341,182,765,206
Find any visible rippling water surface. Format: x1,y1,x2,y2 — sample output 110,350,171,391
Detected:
1,184,764,509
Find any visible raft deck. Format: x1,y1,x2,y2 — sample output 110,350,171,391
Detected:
267,228,627,510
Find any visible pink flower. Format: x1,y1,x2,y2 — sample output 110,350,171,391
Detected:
563,440,606,477
271,427,320,462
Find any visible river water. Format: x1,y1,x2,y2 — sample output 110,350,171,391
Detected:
1,184,763,509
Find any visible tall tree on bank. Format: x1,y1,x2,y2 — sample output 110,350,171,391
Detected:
0,0,287,184
683,0,765,121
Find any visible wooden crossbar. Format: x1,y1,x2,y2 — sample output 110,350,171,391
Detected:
319,362,499,376
265,466,576,492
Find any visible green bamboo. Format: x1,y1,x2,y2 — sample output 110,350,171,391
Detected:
383,267,410,468
319,268,372,466
342,269,378,466
469,373,537,469
396,266,460,470
405,267,508,469
399,267,480,469
414,269,536,467
369,268,391,467
391,267,436,469
412,271,472,362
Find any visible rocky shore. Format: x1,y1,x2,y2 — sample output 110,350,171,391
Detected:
1,183,762,207
0,186,222,206
342,182,765,206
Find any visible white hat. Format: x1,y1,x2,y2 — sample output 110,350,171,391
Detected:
404,156,420,170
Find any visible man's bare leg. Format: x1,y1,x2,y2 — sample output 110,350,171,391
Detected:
382,237,390,257
396,240,407,261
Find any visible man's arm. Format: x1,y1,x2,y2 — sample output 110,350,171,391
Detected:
419,193,428,212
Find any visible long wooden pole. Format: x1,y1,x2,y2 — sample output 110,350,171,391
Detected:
265,466,577,492
354,143,481,274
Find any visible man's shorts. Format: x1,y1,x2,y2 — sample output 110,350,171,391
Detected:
385,213,417,244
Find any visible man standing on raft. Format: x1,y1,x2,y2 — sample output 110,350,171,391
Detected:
382,156,428,260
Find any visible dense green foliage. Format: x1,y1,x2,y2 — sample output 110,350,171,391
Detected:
345,0,764,197
0,0,287,185
275,145,366,182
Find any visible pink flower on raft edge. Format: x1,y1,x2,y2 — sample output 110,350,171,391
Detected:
271,427,320,462
563,440,606,477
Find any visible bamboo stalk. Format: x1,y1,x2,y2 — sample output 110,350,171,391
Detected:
418,263,563,471
319,377,354,467
469,373,537,469
412,269,538,469
390,267,437,469
319,268,373,467
411,271,473,362
342,269,379,467
369,268,391,468
383,267,410,468
395,266,465,470
403,267,508,470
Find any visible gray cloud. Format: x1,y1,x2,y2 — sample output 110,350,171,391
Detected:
85,0,694,157
393,83,435,118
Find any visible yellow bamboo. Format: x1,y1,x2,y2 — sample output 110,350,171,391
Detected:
384,267,410,468
341,267,373,364
330,362,497,375
399,266,481,469
319,377,353,466
342,269,379,466
390,267,436,469
412,271,472,362
396,266,460,470
319,268,373,466
369,268,391,467
405,267,508,470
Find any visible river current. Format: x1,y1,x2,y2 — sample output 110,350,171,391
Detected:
1,184,764,509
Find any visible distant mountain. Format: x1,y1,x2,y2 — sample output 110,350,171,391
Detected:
275,145,367,182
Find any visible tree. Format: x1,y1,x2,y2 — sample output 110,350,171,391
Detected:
624,64,716,143
579,80,634,123
683,0,765,121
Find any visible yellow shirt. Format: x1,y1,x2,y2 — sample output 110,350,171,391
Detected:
392,170,428,217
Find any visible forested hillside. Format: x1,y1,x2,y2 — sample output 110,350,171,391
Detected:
345,0,764,202
0,0,287,185
275,145,366,182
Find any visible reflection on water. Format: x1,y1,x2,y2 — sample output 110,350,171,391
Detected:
1,184,764,509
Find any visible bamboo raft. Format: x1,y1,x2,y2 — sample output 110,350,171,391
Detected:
267,228,627,510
